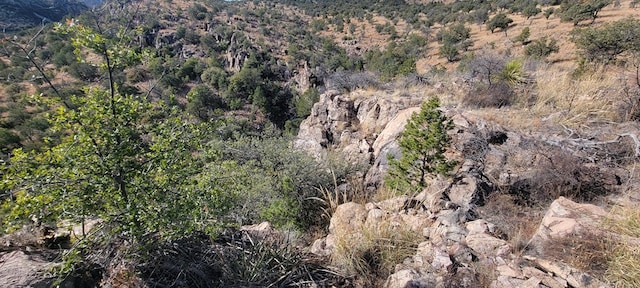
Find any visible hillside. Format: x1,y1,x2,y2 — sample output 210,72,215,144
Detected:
1,0,640,286
0,0,95,31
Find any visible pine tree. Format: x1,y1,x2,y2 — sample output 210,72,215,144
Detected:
385,98,457,193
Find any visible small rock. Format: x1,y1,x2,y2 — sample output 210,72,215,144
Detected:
465,233,511,258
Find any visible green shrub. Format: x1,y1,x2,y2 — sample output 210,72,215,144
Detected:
525,37,559,59
295,88,320,119
515,27,531,44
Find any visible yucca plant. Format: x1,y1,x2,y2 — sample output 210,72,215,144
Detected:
498,59,526,85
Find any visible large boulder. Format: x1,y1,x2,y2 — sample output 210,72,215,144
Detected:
529,197,608,251
0,251,56,287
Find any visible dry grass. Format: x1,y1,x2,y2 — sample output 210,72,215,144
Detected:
604,203,640,287
543,231,612,276
608,205,640,238
477,193,543,256
470,63,635,138
533,68,623,126
331,218,423,286
606,242,640,288
372,186,402,202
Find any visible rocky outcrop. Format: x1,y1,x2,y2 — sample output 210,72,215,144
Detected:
301,89,629,287
295,89,624,200
0,251,57,287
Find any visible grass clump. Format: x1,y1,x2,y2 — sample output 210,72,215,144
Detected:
331,220,423,286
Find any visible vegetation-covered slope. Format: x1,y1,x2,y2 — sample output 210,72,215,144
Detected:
1,0,640,286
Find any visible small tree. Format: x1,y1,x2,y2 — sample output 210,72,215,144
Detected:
561,0,611,25
1,19,230,241
439,42,460,62
438,23,472,62
385,98,457,193
522,4,542,20
487,13,514,36
544,8,555,20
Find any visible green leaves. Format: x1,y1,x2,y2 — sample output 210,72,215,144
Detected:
498,59,526,86
55,22,142,70
1,20,215,240
385,98,456,194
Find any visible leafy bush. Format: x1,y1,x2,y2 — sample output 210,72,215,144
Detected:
525,37,559,59
365,43,417,80
515,27,531,44
522,3,542,19
213,135,361,229
188,3,208,20
0,128,21,152
186,84,225,120
295,87,320,119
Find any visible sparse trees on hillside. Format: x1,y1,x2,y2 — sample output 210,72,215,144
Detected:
571,18,640,62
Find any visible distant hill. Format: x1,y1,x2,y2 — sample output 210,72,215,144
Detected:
0,0,96,31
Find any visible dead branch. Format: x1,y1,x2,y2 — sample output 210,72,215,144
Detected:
541,132,640,160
